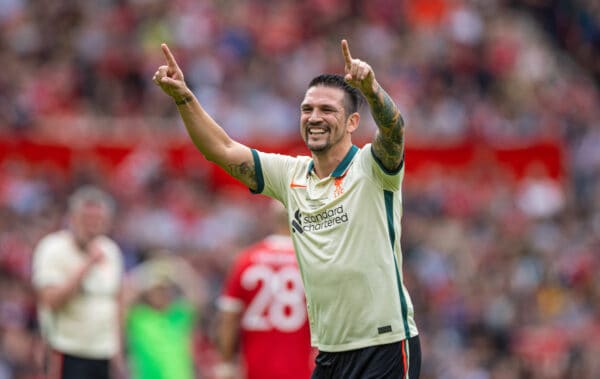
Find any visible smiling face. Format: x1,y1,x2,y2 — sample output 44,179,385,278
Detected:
300,85,358,154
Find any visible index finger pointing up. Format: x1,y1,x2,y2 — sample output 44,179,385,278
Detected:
342,39,352,68
161,43,179,70
341,39,353,68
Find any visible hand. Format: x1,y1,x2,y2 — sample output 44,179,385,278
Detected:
85,239,105,268
213,362,238,379
341,39,376,95
111,352,129,379
153,43,190,102
76,239,105,282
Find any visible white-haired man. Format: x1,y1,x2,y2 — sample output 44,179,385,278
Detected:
32,186,124,379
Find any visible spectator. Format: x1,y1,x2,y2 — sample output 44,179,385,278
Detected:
125,251,203,379
31,186,124,379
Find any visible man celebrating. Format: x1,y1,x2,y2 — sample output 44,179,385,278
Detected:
154,39,421,378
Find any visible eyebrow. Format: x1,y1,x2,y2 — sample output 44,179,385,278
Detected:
300,102,339,110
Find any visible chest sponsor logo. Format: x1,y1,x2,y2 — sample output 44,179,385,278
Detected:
291,205,349,233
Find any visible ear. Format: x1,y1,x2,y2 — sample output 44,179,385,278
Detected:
346,112,360,134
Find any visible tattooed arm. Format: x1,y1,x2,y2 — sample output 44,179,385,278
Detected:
341,39,404,171
366,85,405,171
153,44,257,191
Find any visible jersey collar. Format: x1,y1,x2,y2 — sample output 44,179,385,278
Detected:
307,145,359,178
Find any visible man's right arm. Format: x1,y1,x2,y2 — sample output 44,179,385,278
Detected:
37,268,87,310
215,310,242,379
153,44,257,191
35,243,103,310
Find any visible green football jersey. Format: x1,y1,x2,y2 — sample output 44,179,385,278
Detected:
126,300,196,379
252,144,418,352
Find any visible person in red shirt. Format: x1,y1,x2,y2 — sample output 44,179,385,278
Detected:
215,201,314,379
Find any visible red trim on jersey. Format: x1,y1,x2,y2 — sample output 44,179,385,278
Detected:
47,350,64,379
401,339,408,379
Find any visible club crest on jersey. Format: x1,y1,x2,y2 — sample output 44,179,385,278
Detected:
333,176,345,198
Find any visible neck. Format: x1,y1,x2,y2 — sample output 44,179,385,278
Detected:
72,235,90,252
69,229,95,252
311,141,353,179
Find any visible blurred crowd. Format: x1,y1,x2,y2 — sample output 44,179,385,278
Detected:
1,0,599,378
514,0,600,85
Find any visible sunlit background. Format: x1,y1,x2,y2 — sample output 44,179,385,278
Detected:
0,0,599,378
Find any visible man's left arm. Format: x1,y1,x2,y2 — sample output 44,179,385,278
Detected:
366,84,405,171
341,39,405,171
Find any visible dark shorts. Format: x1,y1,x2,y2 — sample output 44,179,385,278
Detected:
311,335,421,379
46,350,110,379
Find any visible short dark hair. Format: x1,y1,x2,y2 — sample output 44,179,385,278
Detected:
308,74,364,115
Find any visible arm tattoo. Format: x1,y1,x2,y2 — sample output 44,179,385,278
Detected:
228,161,258,191
365,84,405,171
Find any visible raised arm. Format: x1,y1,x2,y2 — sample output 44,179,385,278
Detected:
341,39,405,171
153,43,258,190
125,255,204,308
166,257,204,308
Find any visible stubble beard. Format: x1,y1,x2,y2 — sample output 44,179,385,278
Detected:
304,123,331,153
307,139,330,153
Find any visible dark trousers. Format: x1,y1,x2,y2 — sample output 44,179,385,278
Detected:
47,350,110,379
311,335,421,379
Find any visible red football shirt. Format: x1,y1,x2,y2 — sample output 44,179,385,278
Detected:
219,235,314,379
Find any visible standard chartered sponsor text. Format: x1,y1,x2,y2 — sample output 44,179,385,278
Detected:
302,205,349,232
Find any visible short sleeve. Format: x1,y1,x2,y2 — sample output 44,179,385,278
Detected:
251,149,298,204
32,236,67,289
357,144,405,191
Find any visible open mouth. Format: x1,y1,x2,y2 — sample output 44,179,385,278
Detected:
308,127,328,135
